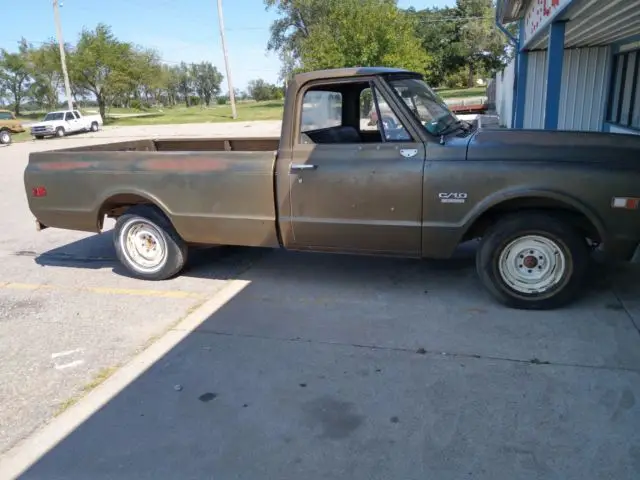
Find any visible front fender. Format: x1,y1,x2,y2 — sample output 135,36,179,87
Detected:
461,186,607,241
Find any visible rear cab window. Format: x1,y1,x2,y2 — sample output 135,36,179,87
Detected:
298,78,413,146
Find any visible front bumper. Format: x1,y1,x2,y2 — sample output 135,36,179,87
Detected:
30,127,55,136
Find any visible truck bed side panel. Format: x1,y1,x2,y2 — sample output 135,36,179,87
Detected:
24,151,280,248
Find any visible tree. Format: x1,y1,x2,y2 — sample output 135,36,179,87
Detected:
295,0,431,75
247,79,283,101
278,47,300,87
29,41,64,110
408,7,465,87
455,0,508,86
68,24,137,119
264,0,332,60
129,48,163,106
0,39,32,115
190,62,223,106
174,62,193,107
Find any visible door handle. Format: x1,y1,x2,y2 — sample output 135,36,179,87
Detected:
290,163,318,172
400,149,418,158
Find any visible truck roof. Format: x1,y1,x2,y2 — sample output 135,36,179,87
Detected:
292,67,418,85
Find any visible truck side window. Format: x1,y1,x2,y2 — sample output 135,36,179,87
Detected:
367,86,411,142
65,112,74,121
73,111,81,119
300,90,343,134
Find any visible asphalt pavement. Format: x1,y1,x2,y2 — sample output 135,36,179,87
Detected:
0,123,639,479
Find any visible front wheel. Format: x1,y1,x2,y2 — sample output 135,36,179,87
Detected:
113,205,188,280
0,130,11,145
476,213,590,310
55,127,65,138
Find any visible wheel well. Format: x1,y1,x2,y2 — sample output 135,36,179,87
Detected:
98,194,157,229
462,198,602,243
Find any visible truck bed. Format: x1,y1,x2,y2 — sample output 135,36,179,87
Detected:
54,137,280,153
24,137,282,248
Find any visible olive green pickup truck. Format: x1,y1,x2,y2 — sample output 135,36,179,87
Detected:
24,67,640,310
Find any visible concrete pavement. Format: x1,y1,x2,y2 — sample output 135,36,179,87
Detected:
7,249,640,480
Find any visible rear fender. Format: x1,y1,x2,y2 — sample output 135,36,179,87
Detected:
94,188,175,232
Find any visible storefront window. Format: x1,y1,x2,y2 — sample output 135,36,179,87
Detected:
607,50,640,130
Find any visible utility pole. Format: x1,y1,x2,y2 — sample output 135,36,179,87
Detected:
216,0,237,119
52,0,73,111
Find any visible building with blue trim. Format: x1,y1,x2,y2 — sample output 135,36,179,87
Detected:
495,0,640,136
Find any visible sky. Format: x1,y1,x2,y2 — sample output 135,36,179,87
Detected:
4,0,455,93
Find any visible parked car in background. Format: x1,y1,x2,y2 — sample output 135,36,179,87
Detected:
0,110,26,145
30,110,103,139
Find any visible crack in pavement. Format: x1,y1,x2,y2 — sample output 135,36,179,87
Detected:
178,328,640,375
611,287,640,340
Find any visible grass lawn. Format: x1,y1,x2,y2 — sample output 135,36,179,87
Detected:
107,101,284,127
436,86,487,99
8,131,32,143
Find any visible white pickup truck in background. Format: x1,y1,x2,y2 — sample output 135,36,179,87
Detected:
30,110,103,139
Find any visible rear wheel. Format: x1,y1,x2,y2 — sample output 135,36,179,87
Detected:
113,205,188,280
0,129,11,145
90,122,99,132
476,213,590,310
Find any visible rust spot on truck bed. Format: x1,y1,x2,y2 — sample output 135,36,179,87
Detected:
141,157,230,172
38,161,96,171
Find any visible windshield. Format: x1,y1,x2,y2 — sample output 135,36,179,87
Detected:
387,77,458,136
43,112,64,121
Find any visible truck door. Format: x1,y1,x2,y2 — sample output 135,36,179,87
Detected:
281,78,425,256
64,111,78,131
73,111,84,130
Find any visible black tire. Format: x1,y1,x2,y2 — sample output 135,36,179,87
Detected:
476,212,590,310
113,205,188,280
55,127,65,138
0,129,11,145
34,136,44,140
90,122,99,132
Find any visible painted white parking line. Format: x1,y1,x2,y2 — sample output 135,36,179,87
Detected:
54,360,85,371
51,349,84,359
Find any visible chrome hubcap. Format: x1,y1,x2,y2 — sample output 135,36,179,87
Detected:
498,235,567,294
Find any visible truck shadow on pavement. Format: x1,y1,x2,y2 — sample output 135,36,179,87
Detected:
16,234,640,480
31,231,631,305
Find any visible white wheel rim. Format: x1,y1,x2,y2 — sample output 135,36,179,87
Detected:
1,132,9,143
119,219,167,273
497,235,567,295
